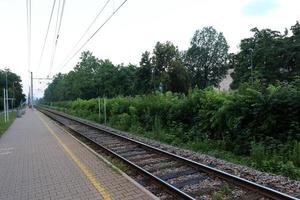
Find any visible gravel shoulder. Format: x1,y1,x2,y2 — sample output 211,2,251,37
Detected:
94,123,300,199
50,109,300,199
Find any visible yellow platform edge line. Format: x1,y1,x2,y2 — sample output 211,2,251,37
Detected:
37,112,113,200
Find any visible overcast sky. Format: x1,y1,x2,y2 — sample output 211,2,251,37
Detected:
0,0,299,98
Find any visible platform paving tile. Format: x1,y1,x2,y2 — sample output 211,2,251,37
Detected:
0,110,156,200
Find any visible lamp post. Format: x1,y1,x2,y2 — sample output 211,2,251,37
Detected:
5,71,9,121
12,81,17,110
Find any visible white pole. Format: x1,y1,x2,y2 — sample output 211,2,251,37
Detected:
98,97,101,122
104,98,106,125
31,72,33,107
5,72,9,121
3,89,6,123
6,87,9,121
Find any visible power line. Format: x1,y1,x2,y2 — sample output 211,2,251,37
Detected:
58,0,111,69
48,0,62,76
37,0,57,74
26,0,31,71
48,0,66,77
58,0,128,72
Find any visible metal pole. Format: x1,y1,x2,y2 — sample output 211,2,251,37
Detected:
104,98,106,125
5,72,9,121
6,88,9,121
3,89,7,123
98,97,101,123
12,82,15,110
31,72,33,107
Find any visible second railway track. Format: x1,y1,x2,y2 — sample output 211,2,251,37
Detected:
37,107,299,200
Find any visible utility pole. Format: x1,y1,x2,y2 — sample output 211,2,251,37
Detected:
31,76,53,104
98,97,101,123
28,86,31,107
104,98,107,125
3,89,7,123
12,82,16,110
6,72,9,121
31,72,33,107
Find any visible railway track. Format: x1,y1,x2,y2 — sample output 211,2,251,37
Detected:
37,107,298,200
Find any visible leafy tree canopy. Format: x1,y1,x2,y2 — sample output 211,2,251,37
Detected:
185,26,229,89
0,68,25,109
230,21,300,89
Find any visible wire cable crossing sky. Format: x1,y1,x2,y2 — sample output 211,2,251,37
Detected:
26,0,31,72
0,0,299,98
37,0,57,74
59,0,112,69
58,0,128,72
48,0,66,77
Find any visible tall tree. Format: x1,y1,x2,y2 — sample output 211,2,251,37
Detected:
288,21,300,78
185,26,229,89
167,60,189,93
231,22,300,89
44,73,66,101
152,41,181,91
115,64,137,96
72,51,100,99
135,51,153,94
0,69,25,109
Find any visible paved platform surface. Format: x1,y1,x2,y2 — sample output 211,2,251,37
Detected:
0,109,155,200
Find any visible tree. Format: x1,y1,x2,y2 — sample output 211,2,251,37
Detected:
44,73,66,101
72,51,100,99
185,26,229,89
134,51,153,94
0,69,25,109
231,22,300,89
115,64,137,96
288,21,300,78
167,60,189,93
152,41,181,91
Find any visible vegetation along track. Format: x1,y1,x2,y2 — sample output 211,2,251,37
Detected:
37,107,299,200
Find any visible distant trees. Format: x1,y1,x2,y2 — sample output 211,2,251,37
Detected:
0,69,25,110
44,22,300,102
230,22,300,89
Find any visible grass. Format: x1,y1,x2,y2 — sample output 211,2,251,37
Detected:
45,106,300,180
0,112,16,136
212,185,233,200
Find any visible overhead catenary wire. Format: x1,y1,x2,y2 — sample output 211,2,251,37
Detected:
48,0,62,76
26,0,31,71
36,0,57,74
58,0,111,69
58,0,128,72
48,0,66,77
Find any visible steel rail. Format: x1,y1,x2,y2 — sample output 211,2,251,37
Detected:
38,107,194,200
37,106,299,200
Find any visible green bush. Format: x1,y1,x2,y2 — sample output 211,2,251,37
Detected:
250,142,266,167
291,141,300,167
43,81,300,179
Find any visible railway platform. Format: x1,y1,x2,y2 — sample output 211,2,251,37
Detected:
0,109,156,200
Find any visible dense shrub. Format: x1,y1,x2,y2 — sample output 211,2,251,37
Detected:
43,80,300,179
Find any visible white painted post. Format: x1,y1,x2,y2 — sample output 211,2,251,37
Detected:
104,98,107,125
5,72,9,121
98,97,101,123
6,88,9,121
3,89,6,123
